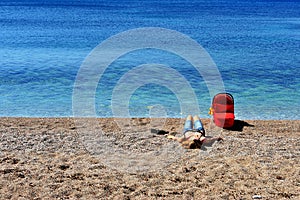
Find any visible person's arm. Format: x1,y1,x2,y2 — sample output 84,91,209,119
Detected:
201,137,223,145
167,135,187,143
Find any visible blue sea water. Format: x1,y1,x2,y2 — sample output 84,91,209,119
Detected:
0,0,299,119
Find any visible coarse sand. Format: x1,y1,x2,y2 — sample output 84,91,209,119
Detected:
0,117,299,199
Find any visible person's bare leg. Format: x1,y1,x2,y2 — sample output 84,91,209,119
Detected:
183,115,193,132
168,115,193,142
187,115,193,121
193,115,205,136
193,115,200,121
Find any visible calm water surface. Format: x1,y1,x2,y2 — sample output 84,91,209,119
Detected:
0,0,299,119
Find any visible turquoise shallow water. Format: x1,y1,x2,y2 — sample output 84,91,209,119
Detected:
0,0,299,119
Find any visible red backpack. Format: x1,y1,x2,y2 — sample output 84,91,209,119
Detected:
209,93,235,128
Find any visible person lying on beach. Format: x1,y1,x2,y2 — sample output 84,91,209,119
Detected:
167,115,223,149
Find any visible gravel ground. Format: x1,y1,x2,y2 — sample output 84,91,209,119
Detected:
0,117,299,199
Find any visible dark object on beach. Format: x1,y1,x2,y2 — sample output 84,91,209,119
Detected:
59,164,70,170
150,129,169,135
229,120,254,131
209,93,235,128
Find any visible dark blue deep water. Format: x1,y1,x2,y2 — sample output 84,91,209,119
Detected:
0,0,299,119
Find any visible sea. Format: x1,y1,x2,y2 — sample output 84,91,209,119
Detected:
0,0,299,120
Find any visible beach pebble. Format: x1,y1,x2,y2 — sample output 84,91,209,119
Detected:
252,195,262,199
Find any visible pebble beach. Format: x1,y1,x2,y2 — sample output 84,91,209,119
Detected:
0,117,299,199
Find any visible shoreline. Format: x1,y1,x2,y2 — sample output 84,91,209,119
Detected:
1,116,300,120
